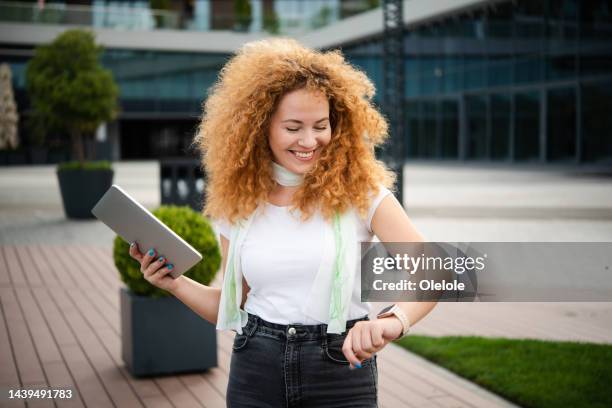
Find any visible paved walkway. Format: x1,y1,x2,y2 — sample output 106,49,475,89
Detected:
2,161,612,407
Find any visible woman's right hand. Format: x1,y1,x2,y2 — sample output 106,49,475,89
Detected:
128,242,180,293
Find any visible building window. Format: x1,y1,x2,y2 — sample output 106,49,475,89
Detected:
547,87,577,161
582,81,612,162
465,95,488,159
440,99,459,158
490,93,511,160
514,91,540,161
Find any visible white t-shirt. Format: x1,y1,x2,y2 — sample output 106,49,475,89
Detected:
214,185,392,325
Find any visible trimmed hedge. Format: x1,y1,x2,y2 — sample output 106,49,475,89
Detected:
113,205,221,298
57,160,113,171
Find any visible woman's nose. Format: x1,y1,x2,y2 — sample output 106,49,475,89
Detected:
298,132,317,149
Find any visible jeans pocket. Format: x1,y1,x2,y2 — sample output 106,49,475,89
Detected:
232,319,257,352
232,333,250,352
322,337,372,367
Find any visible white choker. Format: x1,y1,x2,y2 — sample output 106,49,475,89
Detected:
272,161,304,187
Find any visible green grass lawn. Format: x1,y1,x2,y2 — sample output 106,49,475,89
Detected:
395,336,612,408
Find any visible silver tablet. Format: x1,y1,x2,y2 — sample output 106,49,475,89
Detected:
91,184,202,278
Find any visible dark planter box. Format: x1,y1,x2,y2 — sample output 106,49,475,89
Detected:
120,288,217,377
56,167,113,219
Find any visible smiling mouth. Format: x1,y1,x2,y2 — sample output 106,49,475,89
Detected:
289,149,316,160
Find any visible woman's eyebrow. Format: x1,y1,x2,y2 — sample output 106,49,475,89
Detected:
281,118,329,124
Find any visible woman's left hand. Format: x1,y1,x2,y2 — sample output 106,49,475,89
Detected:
342,317,403,368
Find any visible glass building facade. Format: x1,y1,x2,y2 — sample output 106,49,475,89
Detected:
100,50,229,159
343,0,612,164
4,48,230,159
3,0,611,163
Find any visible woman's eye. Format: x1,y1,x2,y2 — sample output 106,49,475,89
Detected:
286,127,327,132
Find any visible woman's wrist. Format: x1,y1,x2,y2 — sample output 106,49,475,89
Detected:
378,316,404,340
168,275,186,296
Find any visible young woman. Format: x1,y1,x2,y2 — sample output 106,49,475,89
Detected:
129,38,436,407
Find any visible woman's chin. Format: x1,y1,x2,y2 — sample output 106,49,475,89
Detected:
285,165,310,175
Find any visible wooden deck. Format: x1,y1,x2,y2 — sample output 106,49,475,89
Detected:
0,245,515,408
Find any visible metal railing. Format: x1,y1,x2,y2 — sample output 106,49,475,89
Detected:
0,0,379,34
0,1,180,30
160,158,205,211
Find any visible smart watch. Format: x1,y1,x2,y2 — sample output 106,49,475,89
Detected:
376,304,410,339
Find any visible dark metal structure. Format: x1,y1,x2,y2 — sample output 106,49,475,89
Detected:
159,158,206,211
382,0,405,206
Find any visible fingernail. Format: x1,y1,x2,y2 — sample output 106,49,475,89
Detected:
158,256,164,263
148,249,155,256
168,264,174,270
355,363,362,368
130,242,135,247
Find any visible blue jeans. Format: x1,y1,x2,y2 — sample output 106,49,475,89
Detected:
227,313,378,408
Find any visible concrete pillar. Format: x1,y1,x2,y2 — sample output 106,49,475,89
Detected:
252,0,262,32
194,0,210,31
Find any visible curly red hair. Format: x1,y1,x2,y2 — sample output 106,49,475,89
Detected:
196,38,396,224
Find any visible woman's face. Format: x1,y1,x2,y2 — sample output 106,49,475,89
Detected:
268,88,332,175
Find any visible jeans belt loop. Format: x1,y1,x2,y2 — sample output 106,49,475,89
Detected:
320,322,328,348
246,314,258,337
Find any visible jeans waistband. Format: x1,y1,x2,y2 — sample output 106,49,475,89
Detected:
242,312,369,341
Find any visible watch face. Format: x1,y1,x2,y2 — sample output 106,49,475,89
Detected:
378,305,393,316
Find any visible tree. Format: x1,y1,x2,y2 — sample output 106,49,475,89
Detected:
234,0,252,32
26,29,119,165
0,63,19,150
263,8,280,34
311,5,332,29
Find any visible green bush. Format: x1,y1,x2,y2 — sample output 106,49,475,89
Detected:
113,205,221,298
57,160,112,172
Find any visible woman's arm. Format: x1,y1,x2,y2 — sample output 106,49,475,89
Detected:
342,193,437,367
371,193,437,329
169,276,222,325
169,235,227,324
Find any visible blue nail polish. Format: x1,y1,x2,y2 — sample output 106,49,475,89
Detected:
158,256,164,263
355,363,362,368
168,264,174,270
148,249,155,256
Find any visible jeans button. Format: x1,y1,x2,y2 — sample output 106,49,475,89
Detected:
287,327,296,336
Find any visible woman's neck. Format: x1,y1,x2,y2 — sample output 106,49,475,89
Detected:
269,160,304,206
271,160,304,187
268,183,298,206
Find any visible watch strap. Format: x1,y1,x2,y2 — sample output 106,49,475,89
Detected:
377,304,410,339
